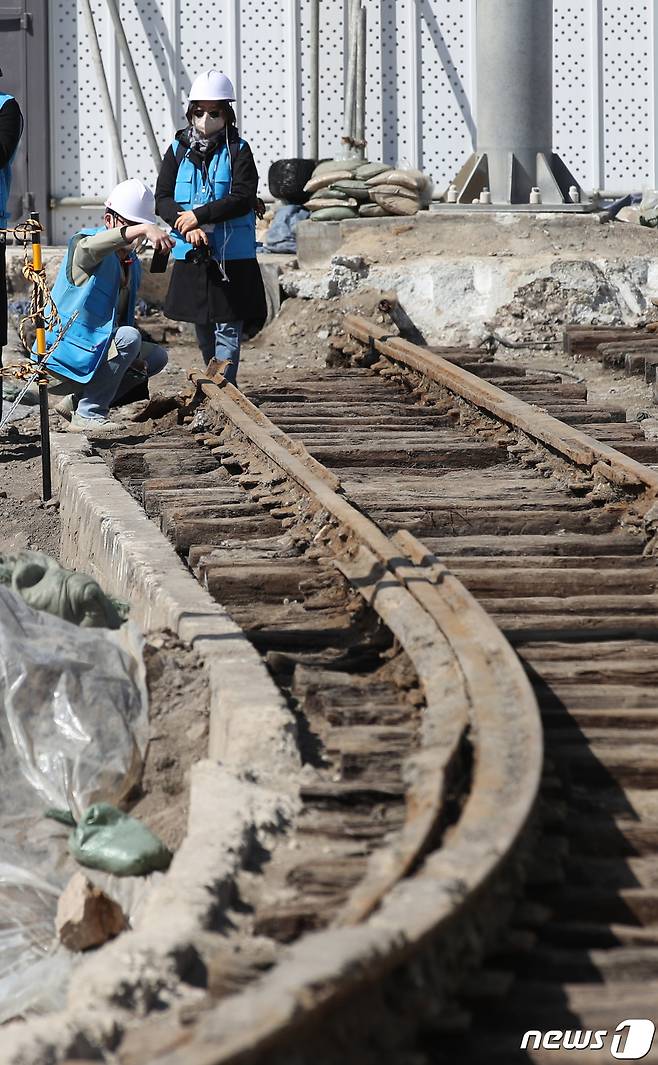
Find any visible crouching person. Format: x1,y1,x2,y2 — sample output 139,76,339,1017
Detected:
43,179,173,435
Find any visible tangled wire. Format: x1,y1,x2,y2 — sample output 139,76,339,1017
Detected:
0,219,68,430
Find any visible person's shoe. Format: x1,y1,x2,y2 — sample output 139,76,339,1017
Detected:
68,412,128,436
54,394,76,421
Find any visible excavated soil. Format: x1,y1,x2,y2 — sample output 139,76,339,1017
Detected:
0,413,61,557
130,631,210,851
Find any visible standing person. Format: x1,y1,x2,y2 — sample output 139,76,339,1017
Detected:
155,70,266,386
43,179,173,435
0,73,23,416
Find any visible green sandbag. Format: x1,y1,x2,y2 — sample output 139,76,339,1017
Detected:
69,803,172,876
309,187,351,201
359,203,387,217
330,180,371,202
355,162,391,181
310,206,359,221
307,197,358,211
0,550,127,629
312,157,363,177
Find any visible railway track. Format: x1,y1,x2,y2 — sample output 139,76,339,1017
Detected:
100,314,658,1063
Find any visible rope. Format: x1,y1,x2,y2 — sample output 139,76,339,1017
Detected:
0,218,71,431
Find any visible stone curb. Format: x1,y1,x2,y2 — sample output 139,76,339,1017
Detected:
52,433,299,777
0,434,300,1064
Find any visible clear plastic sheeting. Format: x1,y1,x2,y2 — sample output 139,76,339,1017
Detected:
0,586,148,1023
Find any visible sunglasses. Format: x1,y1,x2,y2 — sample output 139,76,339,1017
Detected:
192,107,223,119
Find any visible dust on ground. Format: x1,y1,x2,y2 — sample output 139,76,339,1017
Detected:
335,213,658,268
0,413,61,557
129,630,210,851
162,289,385,386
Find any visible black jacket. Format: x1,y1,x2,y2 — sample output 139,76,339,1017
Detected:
0,96,23,346
0,96,22,169
155,126,266,329
155,126,259,227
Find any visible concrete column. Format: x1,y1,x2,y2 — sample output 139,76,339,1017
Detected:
449,0,586,206
477,0,552,200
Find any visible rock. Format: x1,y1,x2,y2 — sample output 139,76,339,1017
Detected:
186,719,208,743
616,206,642,224
56,872,127,952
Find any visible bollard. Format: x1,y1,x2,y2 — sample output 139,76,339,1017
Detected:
30,211,51,501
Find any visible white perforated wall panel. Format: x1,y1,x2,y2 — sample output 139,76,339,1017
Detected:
49,0,658,243
553,0,594,190
601,0,652,187
419,0,474,187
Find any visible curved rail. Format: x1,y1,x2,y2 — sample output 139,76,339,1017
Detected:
155,374,543,1063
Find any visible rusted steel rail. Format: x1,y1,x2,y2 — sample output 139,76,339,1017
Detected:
104,315,658,1062
100,369,543,1064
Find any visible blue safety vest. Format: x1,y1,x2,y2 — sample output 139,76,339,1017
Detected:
0,92,21,226
170,137,256,262
37,228,141,384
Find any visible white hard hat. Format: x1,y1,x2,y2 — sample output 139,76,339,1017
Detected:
188,70,236,104
105,179,157,225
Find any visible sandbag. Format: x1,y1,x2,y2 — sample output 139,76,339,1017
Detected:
367,168,429,192
69,803,172,877
359,203,388,217
309,187,351,201
355,162,392,181
268,158,317,204
0,550,127,629
304,170,354,194
307,197,359,211
330,180,371,202
312,157,363,177
309,206,359,221
370,189,420,216
368,183,419,201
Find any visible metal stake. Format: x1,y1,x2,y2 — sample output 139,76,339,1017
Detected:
30,212,51,501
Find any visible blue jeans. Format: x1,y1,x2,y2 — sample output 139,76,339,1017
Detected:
77,326,168,420
195,321,243,386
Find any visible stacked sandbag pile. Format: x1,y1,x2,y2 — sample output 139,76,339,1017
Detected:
304,159,433,220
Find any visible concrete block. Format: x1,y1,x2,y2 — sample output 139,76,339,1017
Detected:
51,433,300,787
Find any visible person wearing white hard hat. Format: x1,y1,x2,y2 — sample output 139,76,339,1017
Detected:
155,69,266,385
42,179,174,435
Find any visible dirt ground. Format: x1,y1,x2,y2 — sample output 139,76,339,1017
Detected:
0,413,61,557
130,630,210,851
2,284,658,568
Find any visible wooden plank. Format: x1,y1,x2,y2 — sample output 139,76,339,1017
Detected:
563,324,647,355
345,315,658,491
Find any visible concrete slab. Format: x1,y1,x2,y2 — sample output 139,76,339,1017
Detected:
0,433,305,1063
290,213,658,343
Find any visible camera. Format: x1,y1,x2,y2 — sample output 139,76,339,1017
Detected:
185,244,211,265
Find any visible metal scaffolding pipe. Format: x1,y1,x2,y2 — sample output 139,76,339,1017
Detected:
354,3,366,153
79,0,127,183
309,0,320,158
104,0,162,168
342,0,360,148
